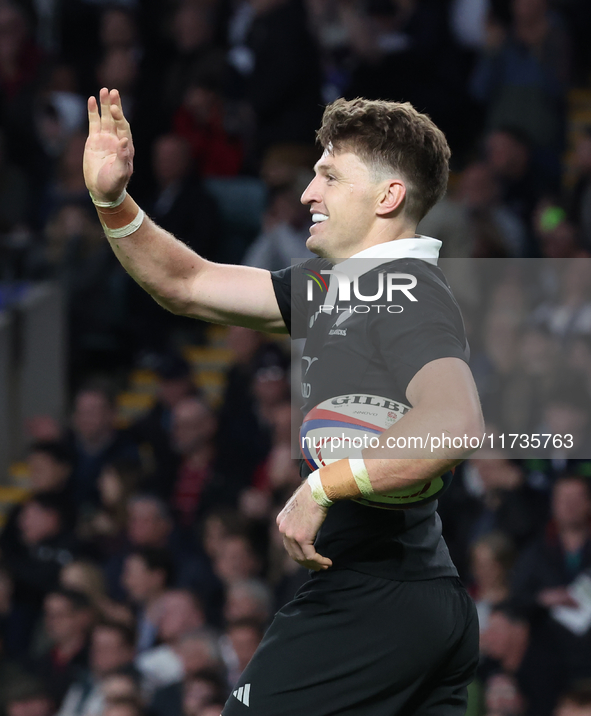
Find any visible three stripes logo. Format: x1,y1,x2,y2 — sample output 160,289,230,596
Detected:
232,683,251,707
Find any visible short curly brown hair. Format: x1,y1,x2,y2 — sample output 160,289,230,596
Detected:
317,98,450,223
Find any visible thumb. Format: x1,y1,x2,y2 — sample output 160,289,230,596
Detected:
300,542,332,568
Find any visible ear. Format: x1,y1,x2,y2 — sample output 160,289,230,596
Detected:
376,179,406,217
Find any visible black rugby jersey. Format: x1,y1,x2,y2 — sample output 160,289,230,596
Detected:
271,239,468,581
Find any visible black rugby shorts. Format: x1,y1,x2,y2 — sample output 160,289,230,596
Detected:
222,569,479,716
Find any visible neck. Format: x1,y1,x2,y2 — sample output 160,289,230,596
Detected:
343,223,418,259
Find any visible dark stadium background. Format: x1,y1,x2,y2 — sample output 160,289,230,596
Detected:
0,1,591,715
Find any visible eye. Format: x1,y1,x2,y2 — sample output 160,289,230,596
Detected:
326,175,336,183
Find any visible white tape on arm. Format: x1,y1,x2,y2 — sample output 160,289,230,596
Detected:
307,469,334,508
90,189,127,208
349,457,373,497
103,208,145,239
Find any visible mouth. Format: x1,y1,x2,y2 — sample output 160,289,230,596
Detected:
310,213,328,232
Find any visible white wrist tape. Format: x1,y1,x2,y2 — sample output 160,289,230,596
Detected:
90,189,127,208
307,469,333,508
103,208,145,239
349,457,373,497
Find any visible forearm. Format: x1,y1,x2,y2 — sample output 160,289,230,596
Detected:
95,193,206,315
361,404,474,494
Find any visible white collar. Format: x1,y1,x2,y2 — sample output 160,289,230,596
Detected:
321,235,441,312
333,235,441,280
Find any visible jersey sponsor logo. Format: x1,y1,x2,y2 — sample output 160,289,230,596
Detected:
328,328,347,336
232,683,251,706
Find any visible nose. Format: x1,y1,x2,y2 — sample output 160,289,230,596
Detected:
301,174,321,206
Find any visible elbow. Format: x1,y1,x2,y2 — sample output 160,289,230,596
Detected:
151,290,191,316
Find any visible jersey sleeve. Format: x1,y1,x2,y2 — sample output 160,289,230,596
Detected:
270,263,310,339
372,268,468,398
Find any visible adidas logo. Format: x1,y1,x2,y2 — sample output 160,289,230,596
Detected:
232,683,251,706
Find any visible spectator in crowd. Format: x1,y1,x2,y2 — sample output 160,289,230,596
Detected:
169,397,220,525
180,670,228,716
540,380,591,461
532,260,591,342
216,341,291,488
212,534,262,589
3,493,80,615
103,697,143,716
223,579,273,628
439,459,548,580
121,547,174,653
173,76,244,178
30,589,95,705
151,666,226,716
59,560,133,626
146,134,220,259
58,621,137,716
162,3,226,122
67,384,139,507
419,161,527,257
0,441,74,557
555,682,591,716
4,677,55,716
484,127,551,233
0,3,44,177
222,618,263,686
128,353,196,494
511,475,591,613
470,531,516,631
104,494,213,603
137,594,214,699
101,669,143,704
242,172,314,270
43,132,89,219
79,458,143,559
99,8,139,54
479,603,564,716
471,0,570,153
225,0,322,152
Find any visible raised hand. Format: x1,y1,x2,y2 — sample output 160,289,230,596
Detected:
83,87,135,203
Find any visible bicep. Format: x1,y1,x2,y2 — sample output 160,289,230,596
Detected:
406,358,483,429
183,262,288,333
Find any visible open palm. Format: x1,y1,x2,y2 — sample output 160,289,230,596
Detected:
84,88,135,201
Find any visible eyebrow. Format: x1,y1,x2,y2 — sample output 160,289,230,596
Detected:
314,162,339,176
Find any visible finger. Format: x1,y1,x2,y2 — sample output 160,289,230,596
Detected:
282,535,307,563
87,96,101,135
109,89,132,140
99,87,115,133
300,542,332,568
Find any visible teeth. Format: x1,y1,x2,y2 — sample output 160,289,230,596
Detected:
312,214,328,222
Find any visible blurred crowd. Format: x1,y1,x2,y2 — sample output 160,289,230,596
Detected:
0,0,591,716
